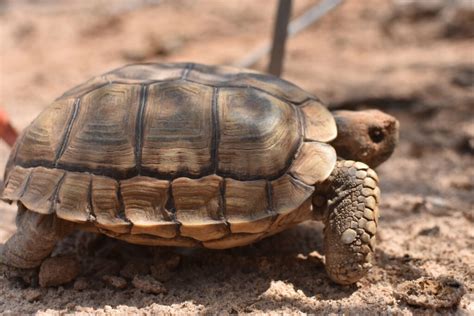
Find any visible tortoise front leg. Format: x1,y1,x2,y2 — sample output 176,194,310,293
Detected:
1,205,75,269
322,160,380,284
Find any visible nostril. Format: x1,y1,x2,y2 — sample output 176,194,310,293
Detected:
369,127,384,143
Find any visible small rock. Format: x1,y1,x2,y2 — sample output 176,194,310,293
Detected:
73,277,90,291
458,135,474,154
39,256,80,287
24,288,42,302
450,175,474,190
65,302,76,310
418,225,441,236
451,67,474,88
463,210,474,222
132,275,167,294
257,257,272,273
410,197,427,213
103,275,128,289
150,253,181,282
395,276,466,309
150,264,174,282
163,253,181,270
75,306,95,313
120,261,149,279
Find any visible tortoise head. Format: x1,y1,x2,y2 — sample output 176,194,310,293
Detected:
330,109,399,168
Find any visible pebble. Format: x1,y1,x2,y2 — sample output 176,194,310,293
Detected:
24,288,42,302
73,277,90,291
39,256,80,287
150,264,173,282
103,275,128,289
418,225,441,236
150,253,181,282
395,276,466,309
132,275,167,294
163,253,181,270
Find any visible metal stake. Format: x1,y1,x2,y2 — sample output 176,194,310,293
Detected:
236,0,343,72
268,0,292,77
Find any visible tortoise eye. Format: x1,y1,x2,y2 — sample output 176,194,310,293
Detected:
369,126,384,143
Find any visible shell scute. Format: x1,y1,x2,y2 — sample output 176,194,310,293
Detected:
203,233,264,249
300,100,337,142
187,64,312,103
91,175,131,234
58,76,108,100
56,172,91,223
105,63,186,83
173,175,228,241
141,81,213,177
57,84,140,174
270,174,314,229
225,179,274,234
290,142,337,185
121,176,177,238
18,167,64,215
15,99,76,165
217,87,300,179
1,166,31,202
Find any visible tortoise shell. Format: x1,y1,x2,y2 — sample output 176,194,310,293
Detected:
1,63,337,249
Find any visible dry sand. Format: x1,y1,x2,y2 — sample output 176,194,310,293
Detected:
0,0,473,314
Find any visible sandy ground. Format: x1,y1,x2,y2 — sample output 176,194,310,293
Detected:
0,0,473,314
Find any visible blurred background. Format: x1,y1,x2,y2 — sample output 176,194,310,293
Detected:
0,0,473,314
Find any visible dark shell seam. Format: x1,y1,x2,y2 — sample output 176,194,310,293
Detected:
54,98,81,167
134,84,149,174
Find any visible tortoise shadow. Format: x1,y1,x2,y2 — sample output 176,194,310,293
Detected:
2,222,441,314
2,222,361,313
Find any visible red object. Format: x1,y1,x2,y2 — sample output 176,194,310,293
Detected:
0,108,18,147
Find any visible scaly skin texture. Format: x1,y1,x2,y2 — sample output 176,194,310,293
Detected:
321,160,380,284
0,205,74,269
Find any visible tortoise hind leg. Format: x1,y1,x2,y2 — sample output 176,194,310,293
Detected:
1,205,75,269
322,160,380,284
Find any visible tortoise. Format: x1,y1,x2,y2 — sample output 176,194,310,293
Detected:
0,63,399,284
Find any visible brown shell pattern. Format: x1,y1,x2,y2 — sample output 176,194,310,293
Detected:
1,63,337,248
